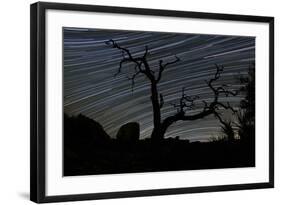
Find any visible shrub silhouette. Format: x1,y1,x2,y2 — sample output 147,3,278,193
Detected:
220,121,235,142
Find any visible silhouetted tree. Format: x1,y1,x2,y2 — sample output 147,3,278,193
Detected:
237,64,255,143
214,64,255,144
106,40,237,142
220,120,235,142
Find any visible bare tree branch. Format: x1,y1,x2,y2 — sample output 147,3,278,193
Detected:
159,93,164,109
215,102,237,113
106,39,157,81
157,56,180,83
161,64,238,135
143,46,149,58
127,70,141,92
114,58,132,77
106,40,144,73
106,39,134,60
171,87,199,113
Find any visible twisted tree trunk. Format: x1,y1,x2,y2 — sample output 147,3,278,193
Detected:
150,81,163,141
106,40,237,142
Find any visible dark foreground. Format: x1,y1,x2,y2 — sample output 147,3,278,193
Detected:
64,138,255,176
63,113,254,176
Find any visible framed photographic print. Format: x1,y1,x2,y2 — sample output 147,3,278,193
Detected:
30,2,274,203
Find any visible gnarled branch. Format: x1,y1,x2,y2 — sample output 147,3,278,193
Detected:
157,56,180,83
171,87,199,113
162,64,238,133
127,70,141,92
159,93,164,109
106,39,149,90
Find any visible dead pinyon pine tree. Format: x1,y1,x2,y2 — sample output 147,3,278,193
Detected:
106,40,237,142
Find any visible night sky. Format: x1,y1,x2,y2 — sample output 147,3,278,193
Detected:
63,27,255,142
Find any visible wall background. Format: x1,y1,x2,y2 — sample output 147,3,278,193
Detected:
0,0,279,204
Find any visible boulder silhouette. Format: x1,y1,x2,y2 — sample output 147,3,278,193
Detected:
116,122,140,143
64,113,110,147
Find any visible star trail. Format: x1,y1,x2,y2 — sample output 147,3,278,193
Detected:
63,27,255,141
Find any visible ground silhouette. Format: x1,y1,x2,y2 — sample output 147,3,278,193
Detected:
64,113,255,176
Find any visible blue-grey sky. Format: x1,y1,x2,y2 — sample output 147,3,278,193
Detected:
63,27,255,141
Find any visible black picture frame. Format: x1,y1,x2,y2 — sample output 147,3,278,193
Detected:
30,2,274,203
